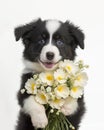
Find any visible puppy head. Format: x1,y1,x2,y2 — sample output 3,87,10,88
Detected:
14,18,84,72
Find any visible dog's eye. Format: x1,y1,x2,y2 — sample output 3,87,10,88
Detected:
56,40,64,46
38,39,45,45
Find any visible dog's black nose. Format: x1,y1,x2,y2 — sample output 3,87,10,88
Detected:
46,52,54,60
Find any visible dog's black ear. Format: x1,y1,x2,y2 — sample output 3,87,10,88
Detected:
65,21,85,49
14,18,42,41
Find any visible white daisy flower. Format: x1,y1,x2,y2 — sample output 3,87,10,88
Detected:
35,91,48,104
74,72,88,86
70,86,84,98
49,98,65,109
59,60,78,74
39,72,54,86
25,78,38,94
55,84,70,99
54,69,67,83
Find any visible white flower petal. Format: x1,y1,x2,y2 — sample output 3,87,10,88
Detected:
35,91,48,104
59,60,78,74
39,72,54,85
74,72,88,86
54,69,67,83
70,86,84,98
49,98,65,109
25,78,37,94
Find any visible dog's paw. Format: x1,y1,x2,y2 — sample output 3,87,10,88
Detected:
61,97,78,116
31,113,48,128
61,104,72,116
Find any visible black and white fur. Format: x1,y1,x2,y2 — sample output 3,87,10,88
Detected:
14,18,85,130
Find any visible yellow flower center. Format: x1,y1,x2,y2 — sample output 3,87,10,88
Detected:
57,85,64,92
66,65,72,71
72,87,78,92
57,76,63,80
76,76,82,81
54,99,60,104
46,74,53,81
31,83,35,91
40,94,46,101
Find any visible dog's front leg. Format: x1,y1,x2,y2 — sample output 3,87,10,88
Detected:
61,97,78,116
23,95,48,128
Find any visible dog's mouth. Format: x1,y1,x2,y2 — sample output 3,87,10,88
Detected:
39,60,59,69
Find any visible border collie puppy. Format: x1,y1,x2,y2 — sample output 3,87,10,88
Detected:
14,18,85,130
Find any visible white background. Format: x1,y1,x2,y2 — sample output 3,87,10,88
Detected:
0,0,104,129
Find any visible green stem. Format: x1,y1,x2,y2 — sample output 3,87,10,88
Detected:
42,108,75,130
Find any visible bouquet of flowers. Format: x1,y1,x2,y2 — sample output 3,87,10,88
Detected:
21,60,88,130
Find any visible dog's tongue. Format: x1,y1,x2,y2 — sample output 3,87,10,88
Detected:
43,62,54,68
